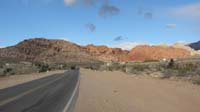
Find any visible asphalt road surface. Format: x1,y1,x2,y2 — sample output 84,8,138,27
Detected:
0,70,80,112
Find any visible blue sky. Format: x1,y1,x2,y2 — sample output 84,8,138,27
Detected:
0,0,200,49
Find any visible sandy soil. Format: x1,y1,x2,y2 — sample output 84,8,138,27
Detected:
74,69,200,112
0,70,65,89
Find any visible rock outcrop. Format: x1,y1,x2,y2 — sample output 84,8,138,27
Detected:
84,44,129,62
128,45,191,61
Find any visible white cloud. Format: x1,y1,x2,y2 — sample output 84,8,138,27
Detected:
64,0,76,6
166,24,177,28
171,3,200,18
113,42,144,50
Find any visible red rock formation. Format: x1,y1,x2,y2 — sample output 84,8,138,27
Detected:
128,45,191,61
84,44,129,62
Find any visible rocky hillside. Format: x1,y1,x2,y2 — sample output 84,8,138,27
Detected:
189,41,200,50
0,38,128,63
128,45,191,61
84,44,129,61
0,38,96,63
0,38,195,63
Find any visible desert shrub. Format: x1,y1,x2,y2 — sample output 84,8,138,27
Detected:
82,63,102,70
156,64,165,71
108,63,119,71
0,69,4,76
3,68,15,75
132,64,149,71
161,61,200,80
143,60,159,63
124,64,150,75
60,63,73,69
167,59,175,68
180,63,197,71
119,65,126,72
70,66,76,70
3,68,12,74
34,62,51,72
0,57,21,64
40,64,50,72
91,62,104,70
0,64,3,68
161,69,179,79
193,79,200,85
196,69,200,76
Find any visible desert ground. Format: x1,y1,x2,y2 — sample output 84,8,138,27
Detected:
74,69,200,112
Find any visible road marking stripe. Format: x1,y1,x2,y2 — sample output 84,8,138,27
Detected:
0,74,66,106
62,73,80,112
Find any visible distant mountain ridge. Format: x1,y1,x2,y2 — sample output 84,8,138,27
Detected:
0,38,198,63
189,41,200,50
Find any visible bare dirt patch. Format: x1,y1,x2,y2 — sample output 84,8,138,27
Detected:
75,69,200,112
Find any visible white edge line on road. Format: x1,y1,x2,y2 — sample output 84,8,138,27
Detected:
62,73,80,112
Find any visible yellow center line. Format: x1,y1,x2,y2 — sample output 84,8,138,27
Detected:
0,74,66,106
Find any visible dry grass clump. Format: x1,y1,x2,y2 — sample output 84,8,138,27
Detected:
99,58,200,85
0,57,103,76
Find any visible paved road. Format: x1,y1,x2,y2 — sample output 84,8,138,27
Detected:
0,70,80,112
